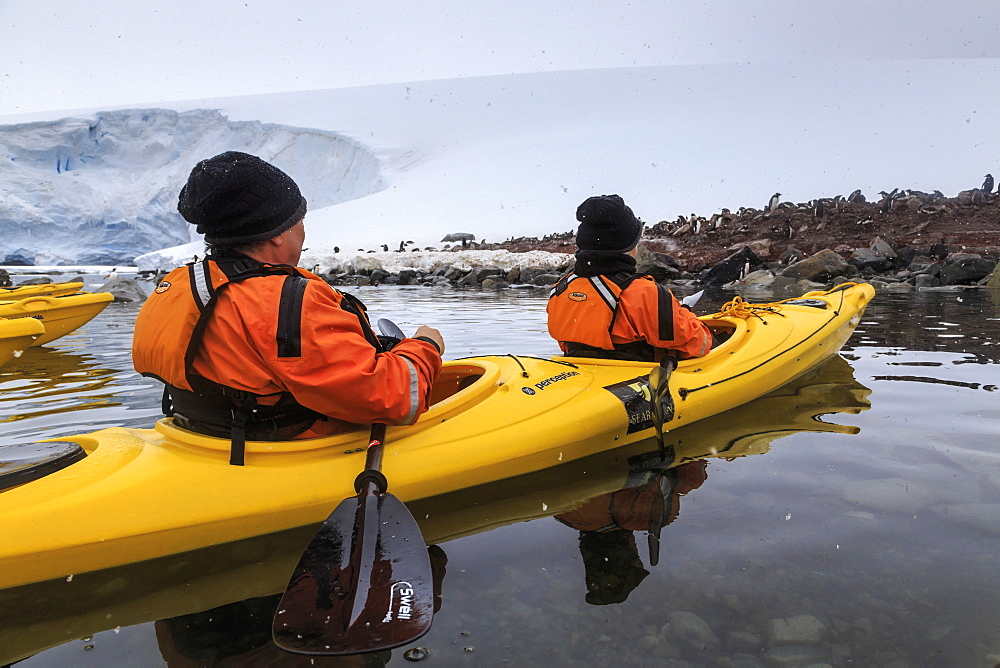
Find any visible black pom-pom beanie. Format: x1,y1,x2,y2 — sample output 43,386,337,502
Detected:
178,151,307,245
574,194,643,252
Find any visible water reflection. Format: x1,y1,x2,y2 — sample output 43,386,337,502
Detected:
0,355,869,665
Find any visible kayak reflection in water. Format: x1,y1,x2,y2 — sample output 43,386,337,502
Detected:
555,457,707,605
154,545,447,665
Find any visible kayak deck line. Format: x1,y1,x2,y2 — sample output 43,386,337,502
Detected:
0,283,875,589
681,283,855,398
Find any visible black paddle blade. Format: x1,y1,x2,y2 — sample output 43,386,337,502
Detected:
648,363,675,459
272,491,434,655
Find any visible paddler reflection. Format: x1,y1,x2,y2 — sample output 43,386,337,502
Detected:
153,546,448,666
555,457,707,605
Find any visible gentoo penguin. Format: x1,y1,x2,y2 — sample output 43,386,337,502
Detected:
381,244,389,252
847,189,865,203
982,174,994,193
767,193,781,212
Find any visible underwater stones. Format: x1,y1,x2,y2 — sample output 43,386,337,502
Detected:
843,477,942,513
765,614,828,645
661,610,720,652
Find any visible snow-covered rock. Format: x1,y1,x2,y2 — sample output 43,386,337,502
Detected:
0,108,384,265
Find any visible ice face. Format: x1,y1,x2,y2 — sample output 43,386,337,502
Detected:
0,108,385,265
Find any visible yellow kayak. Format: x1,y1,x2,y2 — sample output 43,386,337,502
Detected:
0,292,113,346
0,354,871,665
0,317,46,368
0,283,874,589
0,281,85,300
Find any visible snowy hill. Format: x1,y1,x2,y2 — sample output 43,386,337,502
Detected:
3,61,1000,266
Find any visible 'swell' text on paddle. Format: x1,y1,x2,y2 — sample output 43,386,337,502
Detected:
272,423,435,655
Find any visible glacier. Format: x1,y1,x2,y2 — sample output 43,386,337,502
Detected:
0,108,384,265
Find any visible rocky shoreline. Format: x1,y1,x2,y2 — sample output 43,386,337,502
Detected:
315,186,1000,296
4,186,1000,299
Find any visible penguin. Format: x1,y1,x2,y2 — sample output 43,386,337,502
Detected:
767,193,781,212
333,246,340,253
847,189,865,203
982,174,994,193
397,240,406,252
381,244,389,252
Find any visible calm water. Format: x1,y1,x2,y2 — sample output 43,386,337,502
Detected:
1,282,998,667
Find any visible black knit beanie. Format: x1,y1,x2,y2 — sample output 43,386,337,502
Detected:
575,195,643,252
178,151,307,245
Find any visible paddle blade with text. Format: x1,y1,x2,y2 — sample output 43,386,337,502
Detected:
272,492,434,655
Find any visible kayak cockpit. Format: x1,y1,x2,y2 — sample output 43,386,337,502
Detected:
153,359,507,456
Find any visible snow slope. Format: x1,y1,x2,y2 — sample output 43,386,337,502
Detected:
3,60,1000,266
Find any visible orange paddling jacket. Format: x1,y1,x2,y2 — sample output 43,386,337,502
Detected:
133,256,442,464
547,272,712,361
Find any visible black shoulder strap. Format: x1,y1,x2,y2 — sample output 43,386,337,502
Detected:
277,275,309,357
549,272,577,298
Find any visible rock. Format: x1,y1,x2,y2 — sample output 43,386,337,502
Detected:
849,248,893,273
532,273,562,286
781,249,849,282
460,266,503,285
701,246,764,287
440,232,476,242
938,257,997,285
504,267,521,283
397,269,419,285
725,268,776,288
95,275,147,303
765,614,827,645
869,236,896,258
16,276,54,285
726,630,762,653
481,278,509,289
914,274,941,289
728,238,772,259
883,281,913,293
661,610,720,651
843,477,942,513
518,266,550,285
988,261,1000,293
0,269,12,287
370,269,391,284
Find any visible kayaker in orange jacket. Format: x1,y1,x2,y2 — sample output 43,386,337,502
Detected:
132,152,444,462
547,195,712,362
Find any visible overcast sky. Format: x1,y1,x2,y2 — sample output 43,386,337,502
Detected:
4,1,1000,117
